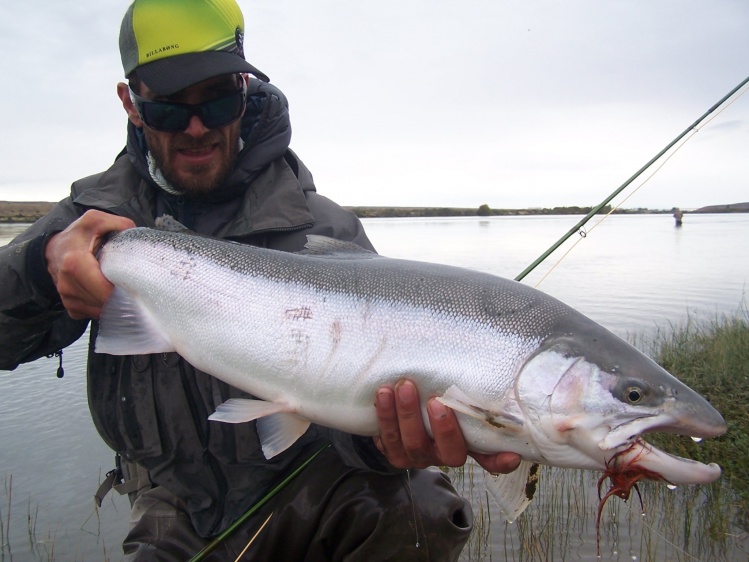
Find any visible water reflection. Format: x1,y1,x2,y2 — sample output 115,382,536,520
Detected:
455,463,748,561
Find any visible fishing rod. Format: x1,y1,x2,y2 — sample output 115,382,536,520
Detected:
515,74,749,282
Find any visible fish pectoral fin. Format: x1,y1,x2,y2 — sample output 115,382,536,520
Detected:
484,460,540,523
95,287,175,355
208,398,288,423
256,413,312,459
437,385,523,430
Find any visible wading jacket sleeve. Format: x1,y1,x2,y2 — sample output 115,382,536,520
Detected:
0,80,395,537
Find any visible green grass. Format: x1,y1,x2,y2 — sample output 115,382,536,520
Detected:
642,307,749,526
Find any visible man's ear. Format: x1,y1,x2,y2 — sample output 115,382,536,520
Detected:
117,82,144,127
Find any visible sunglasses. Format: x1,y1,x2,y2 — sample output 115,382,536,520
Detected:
129,81,247,132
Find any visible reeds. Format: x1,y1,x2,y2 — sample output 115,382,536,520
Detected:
644,306,749,520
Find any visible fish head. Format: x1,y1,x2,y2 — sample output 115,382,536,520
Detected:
517,323,726,485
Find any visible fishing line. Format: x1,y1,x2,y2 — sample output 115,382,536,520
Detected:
233,512,273,562
637,509,705,562
515,75,749,284
531,126,696,288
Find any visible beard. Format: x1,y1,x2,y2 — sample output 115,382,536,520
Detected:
144,125,241,198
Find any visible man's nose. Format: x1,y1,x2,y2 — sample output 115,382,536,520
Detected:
183,114,210,137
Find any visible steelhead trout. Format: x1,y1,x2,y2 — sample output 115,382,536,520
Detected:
95,225,726,521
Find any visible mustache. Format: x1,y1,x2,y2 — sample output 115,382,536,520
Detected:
173,135,224,151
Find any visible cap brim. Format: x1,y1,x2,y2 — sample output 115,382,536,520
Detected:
134,51,269,95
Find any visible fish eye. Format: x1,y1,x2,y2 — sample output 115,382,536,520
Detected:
626,386,643,404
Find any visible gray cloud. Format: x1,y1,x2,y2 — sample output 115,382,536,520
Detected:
1,0,747,209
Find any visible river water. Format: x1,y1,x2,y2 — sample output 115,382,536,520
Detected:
1,214,747,561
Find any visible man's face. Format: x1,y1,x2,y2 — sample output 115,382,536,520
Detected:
135,74,245,197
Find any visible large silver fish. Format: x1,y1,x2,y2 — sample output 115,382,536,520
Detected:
95,224,726,520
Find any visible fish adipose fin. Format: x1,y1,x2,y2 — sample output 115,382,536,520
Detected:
208,398,311,459
95,288,175,355
484,460,540,523
437,385,523,430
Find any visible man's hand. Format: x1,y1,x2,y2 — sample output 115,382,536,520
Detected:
374,379,522,473
45,210,136,319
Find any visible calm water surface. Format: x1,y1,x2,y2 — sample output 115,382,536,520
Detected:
1,215,747,561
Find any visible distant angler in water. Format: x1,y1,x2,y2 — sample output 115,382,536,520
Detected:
673,208,684,227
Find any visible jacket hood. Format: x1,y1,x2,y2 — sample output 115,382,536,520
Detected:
125,80,293,203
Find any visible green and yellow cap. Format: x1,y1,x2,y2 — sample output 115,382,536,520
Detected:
119,0,269,95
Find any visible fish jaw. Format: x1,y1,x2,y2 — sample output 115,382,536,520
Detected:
611,438,723,485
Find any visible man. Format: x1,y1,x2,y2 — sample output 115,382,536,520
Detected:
0,0,519,559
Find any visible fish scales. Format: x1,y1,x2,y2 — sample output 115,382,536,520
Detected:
101,229,545,411
109,227,576,339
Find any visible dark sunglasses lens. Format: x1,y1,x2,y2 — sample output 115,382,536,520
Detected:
142,103,190,132
137,89,245,132
200,92,245,129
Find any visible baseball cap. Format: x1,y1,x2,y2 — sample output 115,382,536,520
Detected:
119,0,269,95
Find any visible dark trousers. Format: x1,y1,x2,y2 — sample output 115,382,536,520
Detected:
123,448,472,561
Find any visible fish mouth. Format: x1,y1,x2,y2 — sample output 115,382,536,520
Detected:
599,408,727,451
599,407,726,486
610,437,722,486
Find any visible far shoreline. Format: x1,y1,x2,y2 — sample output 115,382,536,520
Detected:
1,201,747,224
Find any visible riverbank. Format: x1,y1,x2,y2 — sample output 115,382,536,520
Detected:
1,201,651,223
3,201,747,224
0,201,54,223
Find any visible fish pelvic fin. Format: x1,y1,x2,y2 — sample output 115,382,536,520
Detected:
484,460,540,523
256,413,312,459
95,288,175,355
208,398,311,459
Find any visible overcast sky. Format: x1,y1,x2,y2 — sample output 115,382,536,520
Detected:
1,0,747,209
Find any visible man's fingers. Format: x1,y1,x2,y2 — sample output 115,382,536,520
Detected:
470,451,522,475
61,255,116,319
375,381,467,469
45,210,135,319
393,380,434,467
374,387,410,468
427,399,468,467
374,388,399,447
374,382,437,469
374,379,522,473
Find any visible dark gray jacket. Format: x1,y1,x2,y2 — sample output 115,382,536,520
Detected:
0,80,391,537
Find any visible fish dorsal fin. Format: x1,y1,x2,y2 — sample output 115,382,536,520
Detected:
154,214,190,233
95,287,175,355
301,235,381,259
484,460,540,522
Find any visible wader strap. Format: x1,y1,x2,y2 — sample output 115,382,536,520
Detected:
95,454,153,507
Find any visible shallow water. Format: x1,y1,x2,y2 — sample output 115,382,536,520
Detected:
1,214,747,561
454,462,747,561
